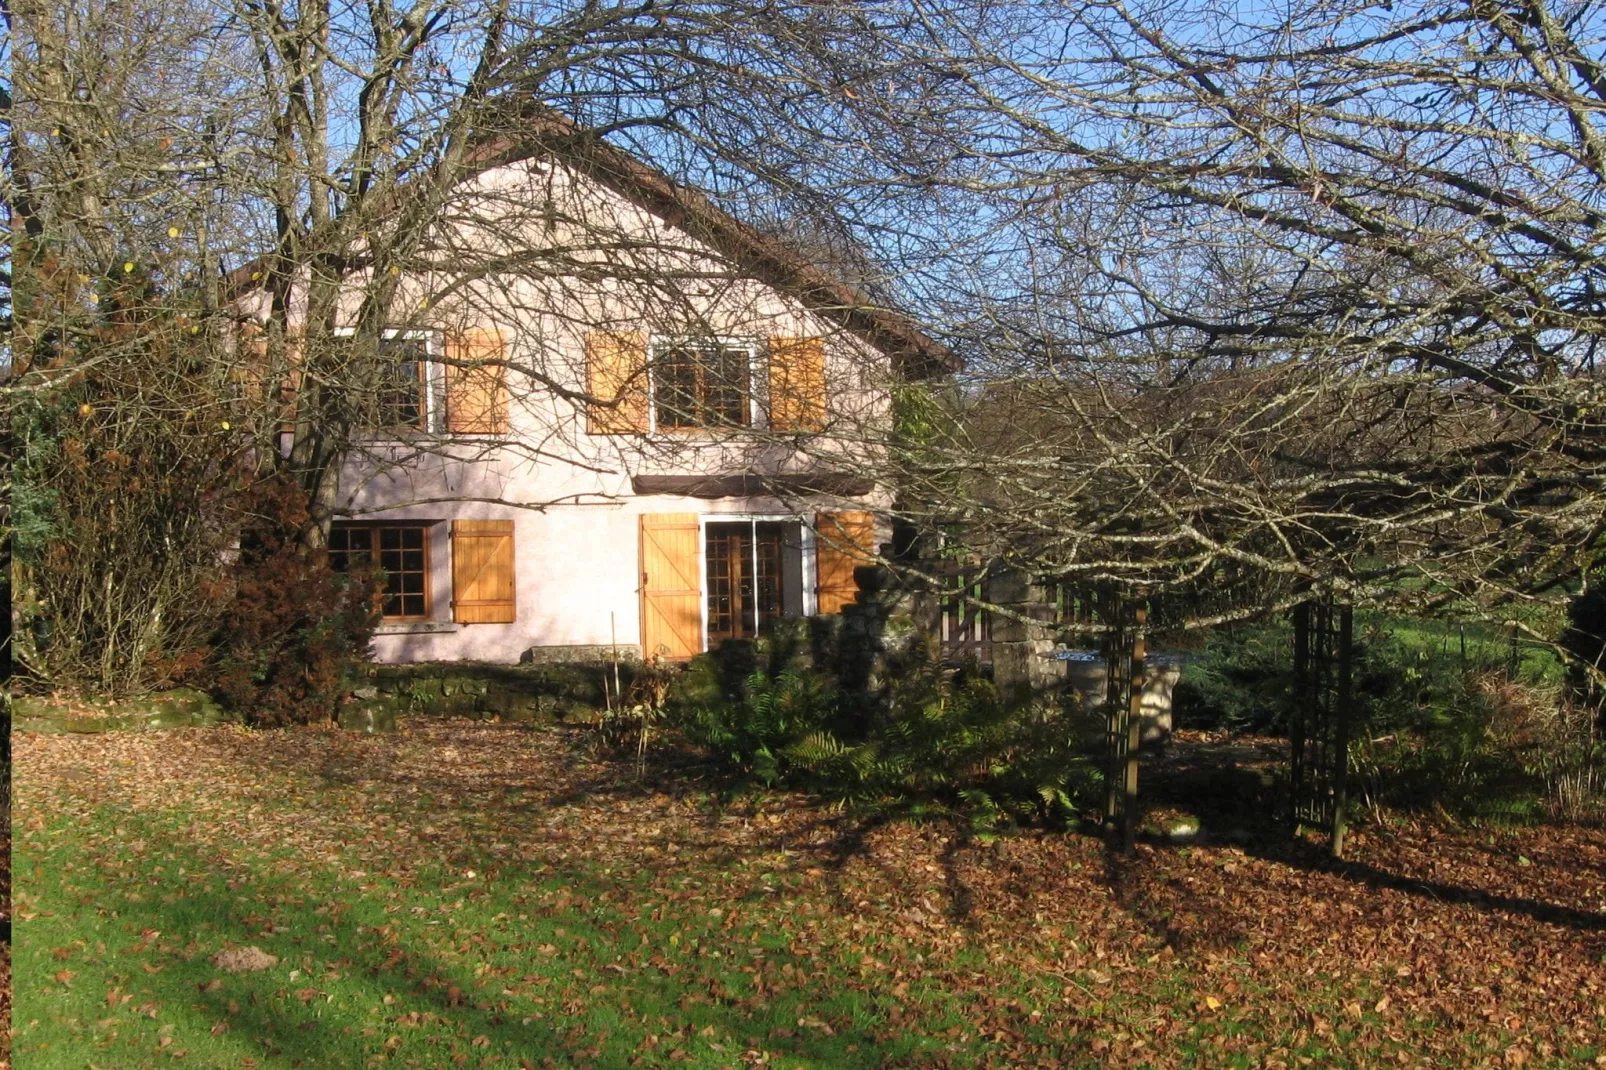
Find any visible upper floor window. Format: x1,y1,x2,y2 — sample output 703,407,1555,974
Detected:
376,335,435,431
652,339,753,430
583,331,823,436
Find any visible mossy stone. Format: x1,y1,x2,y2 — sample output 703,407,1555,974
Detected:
338,704,396,734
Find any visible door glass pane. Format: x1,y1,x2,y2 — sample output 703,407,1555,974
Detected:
754,523,785,631
706,524,753,641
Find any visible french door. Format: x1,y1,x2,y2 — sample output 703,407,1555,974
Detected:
705,521,786,642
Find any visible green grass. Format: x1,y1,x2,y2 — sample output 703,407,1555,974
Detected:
1367,613,1564,686
16,807,1000,1068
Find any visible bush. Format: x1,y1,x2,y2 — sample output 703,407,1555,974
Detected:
678,660,1099,834
1173,611,1603,821
210,479,382,727
12,306,257,695
1171,617,1294,733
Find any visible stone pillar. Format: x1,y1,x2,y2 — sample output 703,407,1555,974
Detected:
986,568,1064,701
1064,655,1181,744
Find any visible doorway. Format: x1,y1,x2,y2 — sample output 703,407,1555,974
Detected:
705,520,799,642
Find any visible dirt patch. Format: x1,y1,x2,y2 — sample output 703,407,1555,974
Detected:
209,946,279,973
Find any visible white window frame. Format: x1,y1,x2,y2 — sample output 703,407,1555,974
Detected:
336,326,445,436
695,513,817,651
646,335,762,434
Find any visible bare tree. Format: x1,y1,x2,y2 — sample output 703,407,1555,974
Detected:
795,0,1606,649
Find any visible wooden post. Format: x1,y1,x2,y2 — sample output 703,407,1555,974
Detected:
1102,590,1123,826
1331,605,1354,859
1123,605,1147,855
1290,603,1309,835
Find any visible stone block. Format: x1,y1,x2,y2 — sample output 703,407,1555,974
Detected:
989,605,1057,643
520,644,641,666
14,689,229,734
1063,656,1183,743
985,569,1039,606
338,703,396,734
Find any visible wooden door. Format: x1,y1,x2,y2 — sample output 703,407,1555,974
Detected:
639,514,702,659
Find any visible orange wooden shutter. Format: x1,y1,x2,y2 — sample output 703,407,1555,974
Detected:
586,331,650,434
639,513,702,659
451,519,517,623
445,328,509,434
768,336,827,432
815,511,876,615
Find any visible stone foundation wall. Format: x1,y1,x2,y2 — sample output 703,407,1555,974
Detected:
361,660,632,725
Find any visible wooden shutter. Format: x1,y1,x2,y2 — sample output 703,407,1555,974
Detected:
445,328,509,434
640,513,702,659
768,336,827,432
235,323,268,403
278,334,303,436
815,511,876,615
451,519,516,624
586,331,650,434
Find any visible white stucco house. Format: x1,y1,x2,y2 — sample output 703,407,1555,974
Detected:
241,116,952,664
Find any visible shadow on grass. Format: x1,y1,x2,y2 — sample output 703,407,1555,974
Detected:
20,786,953,1068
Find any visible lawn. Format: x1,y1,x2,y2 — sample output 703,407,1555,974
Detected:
11,719,1606,1068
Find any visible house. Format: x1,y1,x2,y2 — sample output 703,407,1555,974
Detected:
241,118,952,664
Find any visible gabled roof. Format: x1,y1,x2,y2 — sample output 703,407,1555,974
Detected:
233,106,957,378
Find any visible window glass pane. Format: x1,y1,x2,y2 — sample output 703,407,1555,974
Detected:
328,525,372,572
366,525,429,618
378,337,427,429
654,347,699,428
654,341,748,428
705,346,748,425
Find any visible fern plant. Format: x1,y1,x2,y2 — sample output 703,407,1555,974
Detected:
680,659,1099,830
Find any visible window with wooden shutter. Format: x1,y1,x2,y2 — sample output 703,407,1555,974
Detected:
639,514,702,659
815,511,876,615
445,328,509,435
586,331,650,434
768,336,827,432
451,519,517,624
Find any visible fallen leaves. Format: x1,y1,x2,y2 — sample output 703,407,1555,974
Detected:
11,720,1606,1068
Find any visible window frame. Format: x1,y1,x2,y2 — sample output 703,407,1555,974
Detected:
338,327,446,437
647,335,760,433
328,521,434,622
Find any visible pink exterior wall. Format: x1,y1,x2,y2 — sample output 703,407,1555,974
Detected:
301,155,899,664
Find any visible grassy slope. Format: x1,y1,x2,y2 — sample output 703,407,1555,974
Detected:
12,721,1606,1069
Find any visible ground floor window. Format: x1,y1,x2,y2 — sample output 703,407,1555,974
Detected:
329,523,430,619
